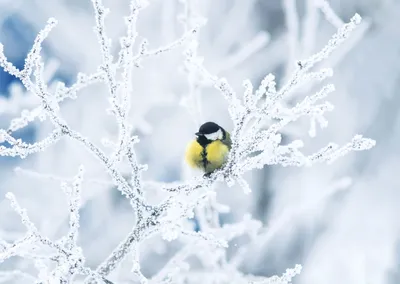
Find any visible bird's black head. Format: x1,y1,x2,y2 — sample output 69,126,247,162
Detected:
196,122,220,136
195,121,226,146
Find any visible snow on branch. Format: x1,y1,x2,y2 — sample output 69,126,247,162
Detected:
0,128,63,158
0,18,57,83
0,167,115,283
0,0,375,283
6,71,105,134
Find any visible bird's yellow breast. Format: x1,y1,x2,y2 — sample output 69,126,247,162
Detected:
205,140,229,168
185,139,229,173
185,140,204,168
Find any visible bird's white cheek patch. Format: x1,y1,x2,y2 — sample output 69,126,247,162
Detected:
204,129,223,140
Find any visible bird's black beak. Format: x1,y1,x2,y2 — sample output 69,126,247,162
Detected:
195,132,201,136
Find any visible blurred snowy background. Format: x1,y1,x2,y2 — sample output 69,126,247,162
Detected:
0,0,398,283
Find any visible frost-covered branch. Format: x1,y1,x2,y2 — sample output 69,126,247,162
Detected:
7,71,104,134
0,22,150,211
0,128,63,158
0,167,115,283
0,19,57,85
91,0,132,166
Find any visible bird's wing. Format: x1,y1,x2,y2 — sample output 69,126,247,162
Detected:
225,131,232,149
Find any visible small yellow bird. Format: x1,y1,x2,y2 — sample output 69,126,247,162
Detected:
185,122,232,175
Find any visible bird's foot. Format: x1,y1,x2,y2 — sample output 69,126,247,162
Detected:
203,172,212,178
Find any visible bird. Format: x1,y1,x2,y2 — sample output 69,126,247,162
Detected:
185,121,232,176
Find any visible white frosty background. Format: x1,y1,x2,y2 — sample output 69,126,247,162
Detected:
0,0,398,283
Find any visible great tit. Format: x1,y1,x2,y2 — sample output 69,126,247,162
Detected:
185,122,232,175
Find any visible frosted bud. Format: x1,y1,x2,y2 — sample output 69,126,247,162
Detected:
351,135,376,150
